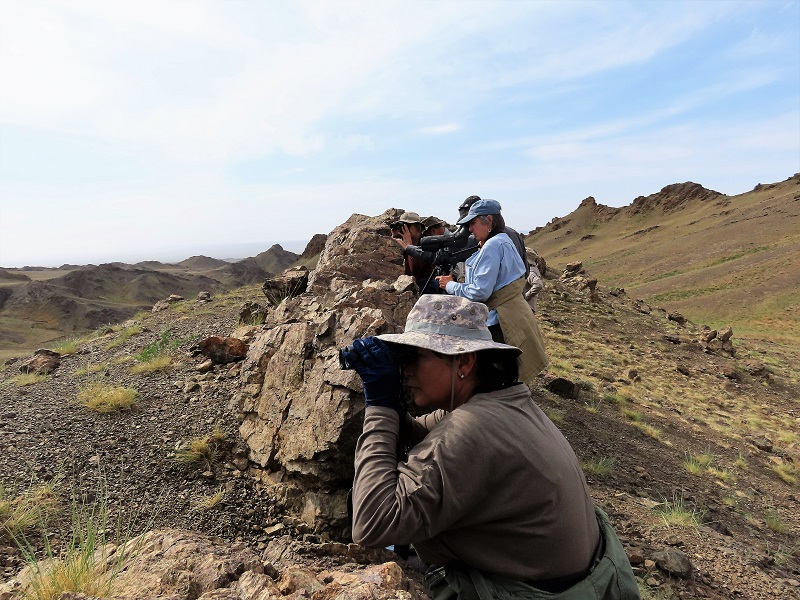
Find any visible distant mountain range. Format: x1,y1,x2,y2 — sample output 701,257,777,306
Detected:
0,242,320,360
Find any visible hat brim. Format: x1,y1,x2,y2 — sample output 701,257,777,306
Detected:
456,212,478,226
376,331,521,356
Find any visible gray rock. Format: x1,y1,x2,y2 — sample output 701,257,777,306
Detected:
652,547,693,578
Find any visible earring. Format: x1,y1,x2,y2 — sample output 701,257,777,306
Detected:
459,373,465,379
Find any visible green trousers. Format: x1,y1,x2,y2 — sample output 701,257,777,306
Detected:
424,507,640,600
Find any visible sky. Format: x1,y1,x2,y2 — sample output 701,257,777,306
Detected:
0,0,798,268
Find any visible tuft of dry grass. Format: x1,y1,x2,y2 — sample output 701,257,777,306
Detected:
51,339,79,355
9,373,47,387
192,488,226,511
707,466,735,483
175,428,226,470
77,382,137,413
683,451,714,475
771,463,798,486
106,325,142,350
764,508,788,533
129,354,172,374
543,407,566,423
15,479,147,600
73,363,107,377
580,457,616,477
653,494,705,529
0,479,60,542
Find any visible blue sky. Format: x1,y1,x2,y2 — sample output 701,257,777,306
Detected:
1,0,798,268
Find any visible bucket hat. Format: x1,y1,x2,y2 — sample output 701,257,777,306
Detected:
456,199,502,225
422,215,446,230
378,295,520,356
395,211,423,225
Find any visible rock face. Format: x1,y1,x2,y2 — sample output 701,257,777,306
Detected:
300,233,329,260
236,211,417,538
262,267,310,305
4,528,427,599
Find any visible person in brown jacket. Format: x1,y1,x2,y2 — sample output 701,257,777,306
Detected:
344,295,638,599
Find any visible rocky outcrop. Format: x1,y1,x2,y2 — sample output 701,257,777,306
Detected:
152,294,185,312
236,210,417,538
698,325,735,356
559,262,599,302
262,267,309,305
300,234,329,260
19,349,61,374
2,528,427,599
627,182,725,215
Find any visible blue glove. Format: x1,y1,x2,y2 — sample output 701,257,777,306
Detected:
344,337,402,412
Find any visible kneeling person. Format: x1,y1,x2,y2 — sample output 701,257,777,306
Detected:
345,295,639,599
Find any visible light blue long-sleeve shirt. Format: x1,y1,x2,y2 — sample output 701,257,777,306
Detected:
444,232,525,326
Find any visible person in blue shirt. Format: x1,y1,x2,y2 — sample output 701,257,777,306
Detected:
436,199,549,382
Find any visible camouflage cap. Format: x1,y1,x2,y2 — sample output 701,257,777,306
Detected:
396,211,423,225
377,295,521,355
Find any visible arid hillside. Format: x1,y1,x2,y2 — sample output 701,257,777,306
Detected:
1,210,798,599
525,174,800,346
0,245,301,362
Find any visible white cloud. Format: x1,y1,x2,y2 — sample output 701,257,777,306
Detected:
418,124,461,135
0,1,797,267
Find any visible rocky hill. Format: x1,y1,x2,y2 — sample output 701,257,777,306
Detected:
525,174,800,347
0,244,304,362
1,208,798,599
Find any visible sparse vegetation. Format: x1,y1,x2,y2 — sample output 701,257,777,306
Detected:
77,381,137,413
9,372,47,387
51,338,79,355
638,580,677,599
583,399,602,413
193,488,226,511
175,428,226,470
771,463,798,486
764,508,788,533
0,479,60,542
683,451,714,476
631,421,665,442
543,407,566,423
653,494,704,529
129,330,189,373
13,478,146,600
707,466,735,483
263,278,305,307
580,457,616,477
73,362,107,377
130,354,172,374
621,408,641,421
106,325,142,350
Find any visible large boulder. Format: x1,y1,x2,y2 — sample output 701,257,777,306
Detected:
19,349,61,375
236,210,418,538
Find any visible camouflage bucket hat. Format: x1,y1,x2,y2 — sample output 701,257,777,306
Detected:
396,211,423,225
377,295,521,355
